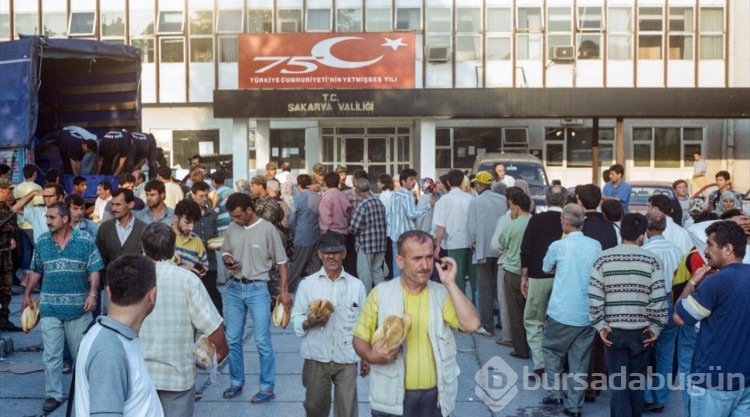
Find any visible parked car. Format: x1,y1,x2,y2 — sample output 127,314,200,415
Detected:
473,152,550,211
627,181,675,214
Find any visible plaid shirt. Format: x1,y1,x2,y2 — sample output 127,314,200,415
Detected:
140,261,223,391
348,192,388,253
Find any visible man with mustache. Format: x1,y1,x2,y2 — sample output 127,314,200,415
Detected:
21,201,104,413
96,188,147,315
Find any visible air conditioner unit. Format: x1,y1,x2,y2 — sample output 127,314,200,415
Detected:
561,118,584,126
551,45,575,61
279,20,299,33
427,46,450,62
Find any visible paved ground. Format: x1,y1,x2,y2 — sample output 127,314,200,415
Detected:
0,283,686,417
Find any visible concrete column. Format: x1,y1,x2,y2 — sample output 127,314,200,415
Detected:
254,119,271,176
305,125,321,174
419,119,436,180
231,118,248,182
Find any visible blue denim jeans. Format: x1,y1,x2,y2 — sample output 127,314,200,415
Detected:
224,279,275,392
690,385,750,416
40,312,92,400
646,300,678,406
605,328,651,417
677,324,699,415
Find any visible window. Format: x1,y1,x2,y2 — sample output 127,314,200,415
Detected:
248,10,272,33
487,8,511,61
43,12,67,37
131,38,155,63
700,7,724,59
608,7,632,60
189,10,213,35
365,8,391,32
426,8,451,33
632,127,702,168
218,37,238,62
1,12,9,39
157,11,184,34
172,130,219,171
160,38,184,63
457,8,480,32
278,9,301,33
69,11,95,36
190,38,212,62
336,8,361,32
517,34,542,60
217,10,243,33
456,8,481,62
101,11,125,37
578,34,601,59
517,7,542,31
487,7,511,32
435,127,528,170
14,13,38,37
545,128,614,167
130,9,154,37
669,7,693,60
307,9,331,32
396,8,420,31
638,7,663,59
547,7,572,57
578,6,603,30
270,130,306,169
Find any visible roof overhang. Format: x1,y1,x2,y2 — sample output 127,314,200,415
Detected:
214,88,750,119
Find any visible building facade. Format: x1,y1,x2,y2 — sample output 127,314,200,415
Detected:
2,0,748,191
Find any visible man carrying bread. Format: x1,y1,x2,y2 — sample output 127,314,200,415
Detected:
139,222,227,415
291,231,367,417
353,230,481,417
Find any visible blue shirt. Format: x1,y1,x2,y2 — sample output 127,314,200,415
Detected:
386,188,427,241
32,229,104,321
675,263,750,390
543,231,602,326
603,181,632,212
75,218,100,239
289,189,321,247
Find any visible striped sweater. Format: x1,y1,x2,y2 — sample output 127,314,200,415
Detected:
589,243,669,335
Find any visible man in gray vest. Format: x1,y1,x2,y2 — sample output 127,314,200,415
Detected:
353,230,480,417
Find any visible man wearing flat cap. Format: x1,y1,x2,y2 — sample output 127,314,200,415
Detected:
291,231,366,417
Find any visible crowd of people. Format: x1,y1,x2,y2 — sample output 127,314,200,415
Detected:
0,156,748,417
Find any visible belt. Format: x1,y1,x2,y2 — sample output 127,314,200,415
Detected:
232,277,265,284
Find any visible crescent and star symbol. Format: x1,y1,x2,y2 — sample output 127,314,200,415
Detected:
310,36,408,69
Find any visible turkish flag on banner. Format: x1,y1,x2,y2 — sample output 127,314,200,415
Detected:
238,33,416,89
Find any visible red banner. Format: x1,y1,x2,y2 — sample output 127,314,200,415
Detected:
238,33,415,89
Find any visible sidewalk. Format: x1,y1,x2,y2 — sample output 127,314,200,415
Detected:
0,283,685,416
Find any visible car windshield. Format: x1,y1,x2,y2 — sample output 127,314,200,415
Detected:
629,186,675,206
477,162,549,188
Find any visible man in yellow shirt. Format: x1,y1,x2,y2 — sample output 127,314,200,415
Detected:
353,230,480,417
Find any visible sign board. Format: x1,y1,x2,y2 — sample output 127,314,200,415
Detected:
238,33,415,89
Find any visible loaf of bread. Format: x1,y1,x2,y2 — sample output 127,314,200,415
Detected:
207,237,224,250
307,299,335,320
193,336,216,369
272,296,290,328
371,314,412,348
21,299,40,333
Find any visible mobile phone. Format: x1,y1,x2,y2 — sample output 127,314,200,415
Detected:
193,262,207,274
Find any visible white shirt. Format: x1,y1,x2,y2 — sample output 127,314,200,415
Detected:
115,215,135,246
432,188,474,249
94,196,111,220
661,217,693,255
